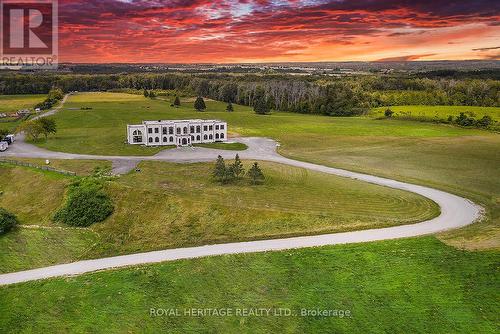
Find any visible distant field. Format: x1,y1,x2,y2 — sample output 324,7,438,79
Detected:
0,160,439,272
371,105,500,121
0,237,497,333
0,94,45,132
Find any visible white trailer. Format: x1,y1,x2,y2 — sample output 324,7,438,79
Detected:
0,142,8,152
5,135,14,144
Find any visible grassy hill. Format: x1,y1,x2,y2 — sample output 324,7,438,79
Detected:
0,160,439,272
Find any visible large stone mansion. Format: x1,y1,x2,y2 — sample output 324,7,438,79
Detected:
127,119,228,147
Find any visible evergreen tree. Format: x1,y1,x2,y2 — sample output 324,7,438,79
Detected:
213,155,226,183
247,162,265,185
174,96,181,107
194,96,206,111
253,87,270,115
143,89,149,98
226,102,234,112
231,154,244,178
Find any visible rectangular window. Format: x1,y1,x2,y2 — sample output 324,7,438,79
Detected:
148,128,152,134
169,127,174,134
221,125,225,130
209,125,213,131
155,128,159,133
204,126,208,131
215,125,219,130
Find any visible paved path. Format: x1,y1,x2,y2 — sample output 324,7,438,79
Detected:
0,123,483,285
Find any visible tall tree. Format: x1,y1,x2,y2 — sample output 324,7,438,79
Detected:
253,87,270,115
247,162,265,185
38,118,57,139
213,155,226,183
174,96,181,107
17,120,44,140
194,96,206,112
231,154,244,178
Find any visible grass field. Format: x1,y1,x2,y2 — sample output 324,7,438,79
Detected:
0,160,439,271
0,237,497,333
371,105,500,121
0,94,45,132
31,92,500,248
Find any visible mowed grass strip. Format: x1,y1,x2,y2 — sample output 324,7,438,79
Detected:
0,161,439,270
0,237,497,333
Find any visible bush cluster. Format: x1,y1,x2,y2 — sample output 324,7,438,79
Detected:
54,177,114,227
34,87,64,110
0,208,18,235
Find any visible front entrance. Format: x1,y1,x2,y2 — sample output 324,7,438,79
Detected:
177,136,191,147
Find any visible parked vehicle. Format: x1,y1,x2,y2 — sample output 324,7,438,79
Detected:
0,141,8,152
4,135,15,145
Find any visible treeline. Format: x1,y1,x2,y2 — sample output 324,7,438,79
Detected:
0,73,498,116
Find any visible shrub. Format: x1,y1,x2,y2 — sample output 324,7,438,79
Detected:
384,108,394,118
0,208,18,234
54,178,114,227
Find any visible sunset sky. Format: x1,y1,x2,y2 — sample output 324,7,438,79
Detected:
58,0,500,63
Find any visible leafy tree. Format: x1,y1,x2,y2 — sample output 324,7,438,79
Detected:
253,87,270,115
54,177,114,227
17,120,44,140
174,96,181,107
384,108,394,117
231,154,244,178
0,208,18,235
0,129,9,138
143,89,149,98
226,102,234,112
247,162,265,185
194,96,206,111
149,90,156,98
47,87,64,101
38,118,57,139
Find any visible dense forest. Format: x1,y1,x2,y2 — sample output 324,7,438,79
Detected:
0,73,498,116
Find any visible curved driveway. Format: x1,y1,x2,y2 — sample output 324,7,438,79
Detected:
0,135,483,285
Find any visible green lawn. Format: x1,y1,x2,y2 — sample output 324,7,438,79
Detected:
0,160,439,271
33,92,500,249
0,237,497,333
371,105,500,121
35,92,489,156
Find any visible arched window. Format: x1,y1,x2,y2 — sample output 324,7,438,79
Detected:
215,133,219,139
209,134,213,140
220,133,224,139
148,137,153,143
163,136,167,142
169,127,174,134
191,135,194,141
183,127,187,134
196,126,201,133
203,134,207,140
155,137,159,143
196,135,200,141
132,130,143,143
170,136,174,142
